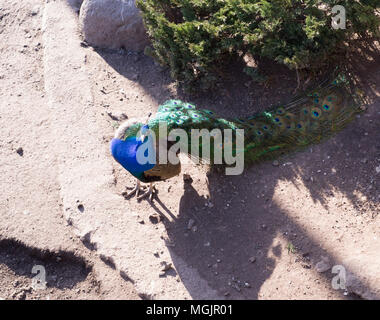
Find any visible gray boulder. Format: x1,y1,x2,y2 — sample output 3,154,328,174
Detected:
67,0,84,12
79,0,149,52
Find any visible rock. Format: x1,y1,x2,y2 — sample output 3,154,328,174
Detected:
67,0,84,12
31,6,40,16
149,213,161,224
249,257,256,263
315,257,331,273
14,291,26,300
107,111,128,121
187,219,195,230
137,216,144,224
272,160,279,167
77,204,85,213
79,0,149,52
160,261,172,272
16,147,23,156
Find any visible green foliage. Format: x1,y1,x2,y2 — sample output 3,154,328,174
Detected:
137,0,380,90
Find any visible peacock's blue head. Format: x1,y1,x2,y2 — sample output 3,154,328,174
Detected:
110,121,156,182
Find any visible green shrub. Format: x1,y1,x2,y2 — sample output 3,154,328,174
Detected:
137,0,380,90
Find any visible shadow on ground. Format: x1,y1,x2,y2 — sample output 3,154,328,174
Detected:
0,238,91,290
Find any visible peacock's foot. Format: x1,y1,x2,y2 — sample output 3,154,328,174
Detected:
137,182,155,202
124,180,144,198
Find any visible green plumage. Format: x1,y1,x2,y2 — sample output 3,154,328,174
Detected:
121,74,362,167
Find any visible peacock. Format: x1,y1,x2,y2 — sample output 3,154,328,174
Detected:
110,74,363,201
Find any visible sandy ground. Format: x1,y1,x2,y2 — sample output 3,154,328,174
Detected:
0,0,139,300
0,0,379,300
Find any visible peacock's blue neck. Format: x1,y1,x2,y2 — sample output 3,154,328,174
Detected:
110,137,155,182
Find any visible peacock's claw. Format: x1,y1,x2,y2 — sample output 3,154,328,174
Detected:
137,182,155,202
124,180,143,198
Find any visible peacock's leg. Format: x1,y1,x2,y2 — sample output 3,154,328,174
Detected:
137,182,155,201
125,179,143,198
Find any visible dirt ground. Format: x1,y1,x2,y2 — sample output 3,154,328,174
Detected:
0,0,379,300
0,0,139,300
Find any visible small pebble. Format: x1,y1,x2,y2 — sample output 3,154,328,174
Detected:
187,219,195,230
149,214,161,224
160,261,172,271
315,258,331,273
